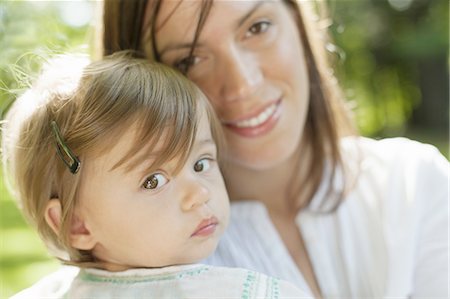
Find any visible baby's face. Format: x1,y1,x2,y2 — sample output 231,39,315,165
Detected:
75,112,229,269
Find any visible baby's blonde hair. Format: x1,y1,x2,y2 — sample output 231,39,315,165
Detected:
2,51,224,265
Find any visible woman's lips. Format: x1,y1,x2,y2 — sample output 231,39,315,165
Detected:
223,99,282,138
191,216,218,237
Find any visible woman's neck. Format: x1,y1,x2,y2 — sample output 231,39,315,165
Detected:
223,139,312,215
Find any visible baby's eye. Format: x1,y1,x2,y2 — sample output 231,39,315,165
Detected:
193,158,212,173
245,20,272,38
174,55,200,74
142,173,168,190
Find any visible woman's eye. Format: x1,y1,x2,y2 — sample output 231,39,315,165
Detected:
142,173,168,190
174,55,200,74
193,158,212,173
245,20,271,38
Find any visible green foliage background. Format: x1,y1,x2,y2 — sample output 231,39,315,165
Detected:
0,0,448,297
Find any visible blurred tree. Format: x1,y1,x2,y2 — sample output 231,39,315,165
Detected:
0,0,92,118
328,0,449,145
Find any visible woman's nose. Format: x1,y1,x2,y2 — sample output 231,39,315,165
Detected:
180,179,210,212
219,47,263,103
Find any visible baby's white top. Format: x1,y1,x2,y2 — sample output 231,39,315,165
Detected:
11,264,309,298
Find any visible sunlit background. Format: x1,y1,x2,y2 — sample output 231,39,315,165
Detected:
0,0,448,297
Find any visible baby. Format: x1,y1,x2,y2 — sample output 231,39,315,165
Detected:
3,52,309,298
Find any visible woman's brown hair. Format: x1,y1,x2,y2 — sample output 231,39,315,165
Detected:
101,0,356,211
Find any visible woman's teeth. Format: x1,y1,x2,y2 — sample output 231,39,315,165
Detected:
234,103,277,128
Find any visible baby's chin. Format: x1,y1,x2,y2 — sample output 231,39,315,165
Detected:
93,254,214,271
93,260,135,272
98,250,218,271
95,229,224,270
173,233,224,266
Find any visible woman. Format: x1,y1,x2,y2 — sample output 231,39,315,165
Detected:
101,1,448,298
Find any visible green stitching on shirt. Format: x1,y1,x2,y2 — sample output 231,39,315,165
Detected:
79,266,210,285
271,277,280,299
241,270,258,299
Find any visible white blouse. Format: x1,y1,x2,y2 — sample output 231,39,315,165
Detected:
204,137,449,298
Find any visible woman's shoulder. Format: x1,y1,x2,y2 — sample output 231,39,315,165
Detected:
342,136,444,160
340,136,448,181
339,136,448,208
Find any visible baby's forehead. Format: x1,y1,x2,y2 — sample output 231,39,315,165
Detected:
102,122,174,167
84,88,214,177
103,112,203,175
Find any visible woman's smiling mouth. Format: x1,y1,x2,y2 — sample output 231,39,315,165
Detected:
223,99,282,138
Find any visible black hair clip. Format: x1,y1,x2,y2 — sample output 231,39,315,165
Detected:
51,121,80,174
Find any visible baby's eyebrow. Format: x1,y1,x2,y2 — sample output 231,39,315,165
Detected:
194,139,217,152
109,151,160,174
113,138,217,177
197,138,215,146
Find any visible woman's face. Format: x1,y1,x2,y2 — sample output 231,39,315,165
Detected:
154,0,309,170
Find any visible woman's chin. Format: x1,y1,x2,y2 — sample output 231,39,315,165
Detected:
226,142,299,171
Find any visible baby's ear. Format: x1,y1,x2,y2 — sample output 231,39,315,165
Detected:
45,198,96,250
45,198,63,235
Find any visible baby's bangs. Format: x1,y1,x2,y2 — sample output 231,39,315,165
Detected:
114,63,200,175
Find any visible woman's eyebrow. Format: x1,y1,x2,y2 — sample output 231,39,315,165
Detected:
237,1,265,28
158,1,266,57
